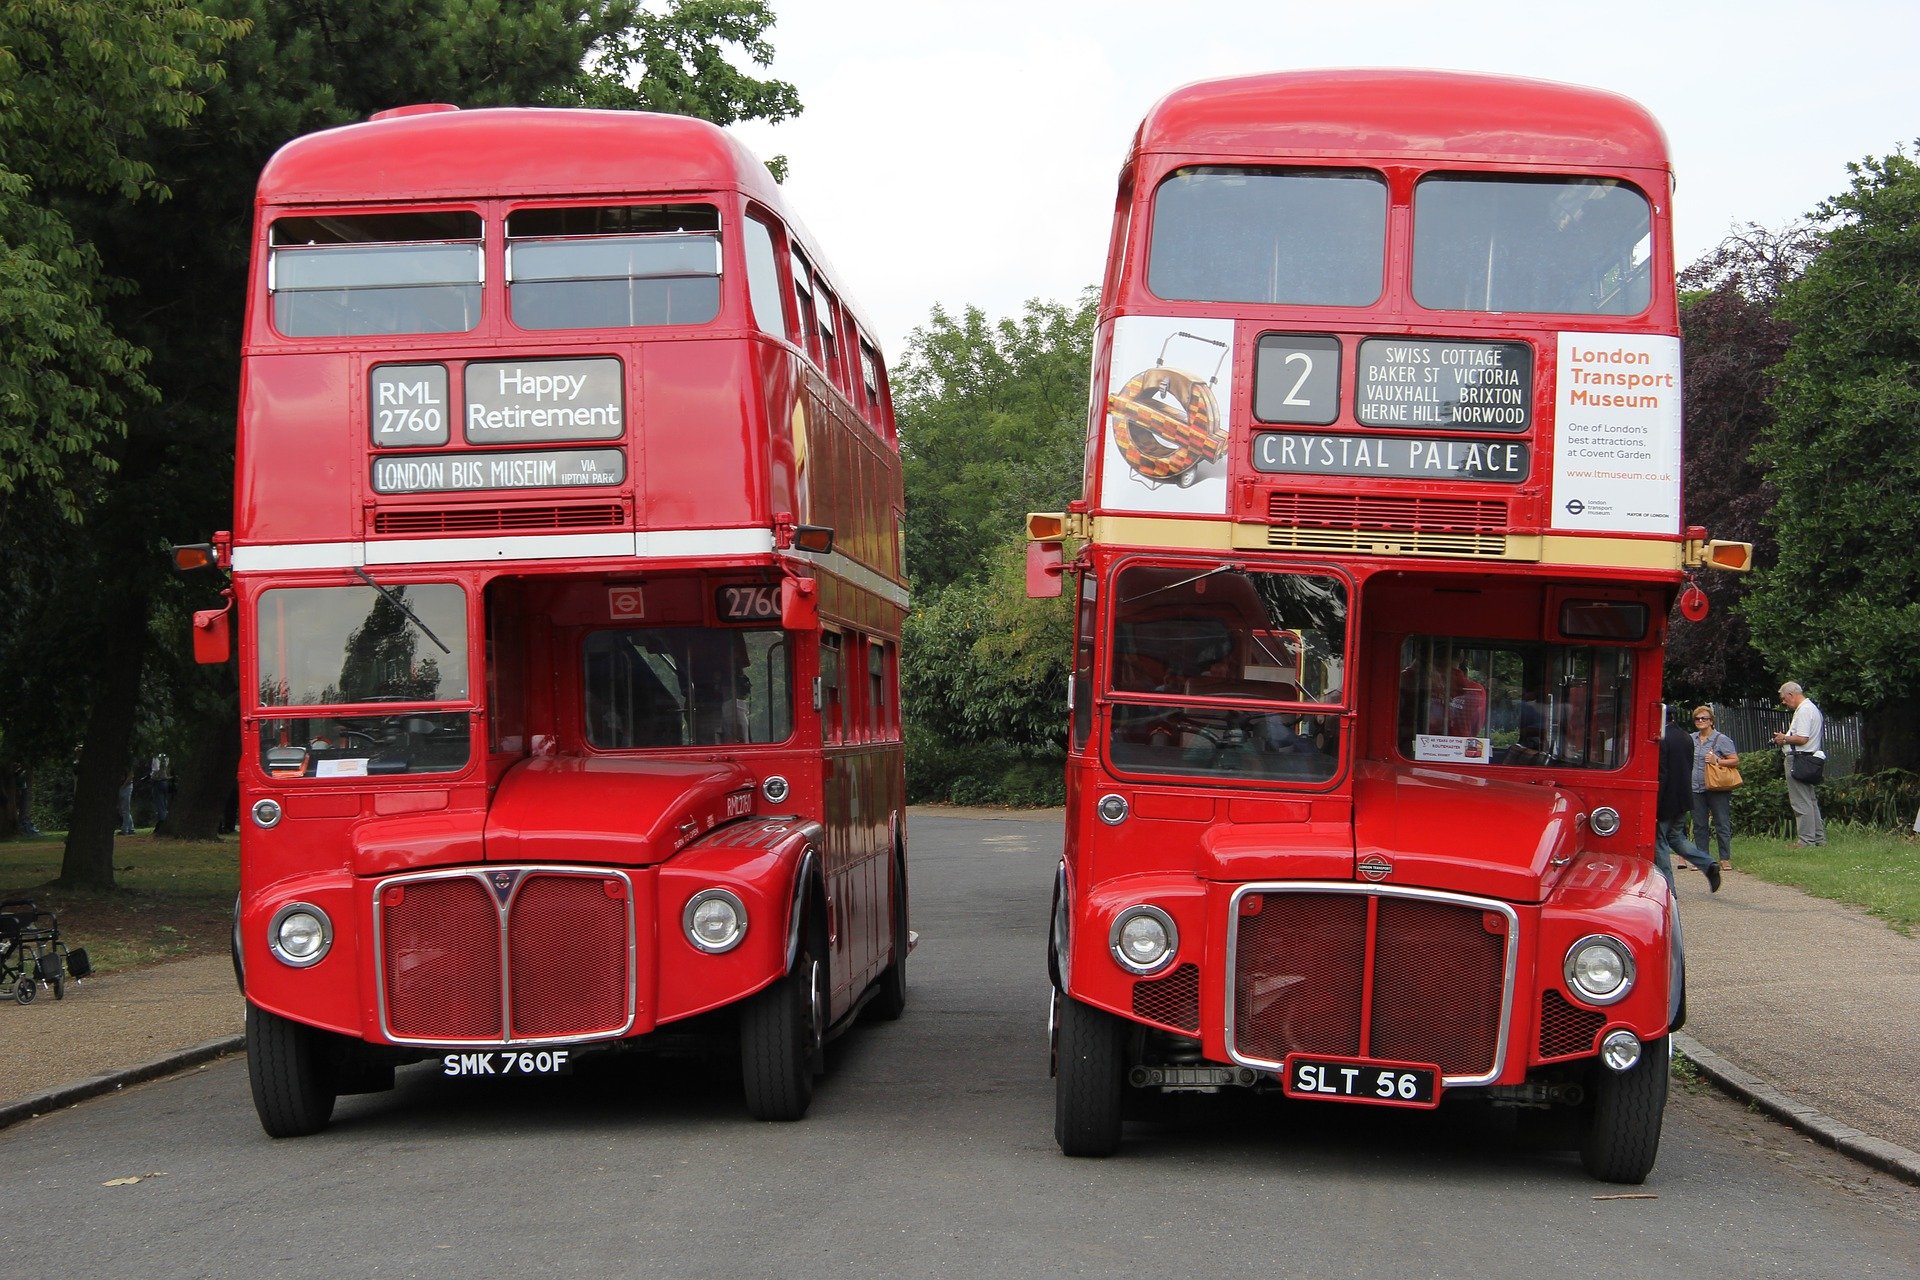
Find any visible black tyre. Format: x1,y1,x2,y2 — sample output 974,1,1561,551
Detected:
870,857,908,1022
1054,995,1128,1157
13,975,35,1005
1579,1034,1668,1183
247,1003,338,1138
740,948,822,1120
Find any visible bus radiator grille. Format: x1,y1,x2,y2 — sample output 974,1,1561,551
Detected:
508,875,630,1038
1537,988,1606,1060
381,876,504,1040
1233,891,1506,1076
1131,963,1201,1033
378,870,634,1043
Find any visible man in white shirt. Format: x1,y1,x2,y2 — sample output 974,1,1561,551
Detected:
1770,681,1826,847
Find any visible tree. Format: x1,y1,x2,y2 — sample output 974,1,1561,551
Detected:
5,0,801,886
894,293,1095,802
1663,223,1819,705
895,292,1096,594
1741,146,1920,772
0,0,245,523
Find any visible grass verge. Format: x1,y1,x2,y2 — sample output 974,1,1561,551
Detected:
1,832,238,974
1727,824,1920,935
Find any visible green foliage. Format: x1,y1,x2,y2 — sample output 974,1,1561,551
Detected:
1727,749,1920,837
1665,224,1817,704
903,535,1072,754
566,0,800,128
896,293,1096,594
1741,146,1920,719
0,0,245,521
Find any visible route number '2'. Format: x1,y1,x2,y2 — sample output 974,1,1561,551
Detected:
1253,334,1341,426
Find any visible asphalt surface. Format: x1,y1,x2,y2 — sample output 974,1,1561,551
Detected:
3,809,1916,1189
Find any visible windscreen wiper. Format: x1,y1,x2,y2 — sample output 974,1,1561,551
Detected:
353,567,451,655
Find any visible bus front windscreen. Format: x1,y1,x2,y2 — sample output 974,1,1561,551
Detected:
584,627,792,749
1106,564,1348,784
254,582,471,778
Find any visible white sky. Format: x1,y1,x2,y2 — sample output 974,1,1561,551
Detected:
730,0,1920,358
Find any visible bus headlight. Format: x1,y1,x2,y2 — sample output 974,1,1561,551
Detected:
684,889,748,954
268,903,332,968
1109,905,1178,975
1564,934,1635,1005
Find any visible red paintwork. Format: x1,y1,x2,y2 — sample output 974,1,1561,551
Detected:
1059,71,1691,1107
1132,69,1669,170
225,107,906,1063
483,757,753,867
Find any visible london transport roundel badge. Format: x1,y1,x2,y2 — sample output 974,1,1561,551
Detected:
1358,854,1394,882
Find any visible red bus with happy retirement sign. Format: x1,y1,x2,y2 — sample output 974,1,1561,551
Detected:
178,105,909,1136
1029,70,1749,1182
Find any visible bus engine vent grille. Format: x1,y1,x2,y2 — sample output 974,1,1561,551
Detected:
1131,963,1201,1033
371,502,628,535
1265,493,1508,558
1538,988,1607,1060
1231,890,1508,1078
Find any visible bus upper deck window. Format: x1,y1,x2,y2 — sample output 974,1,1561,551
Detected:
270,211,482,337
743,213,788,337
507,203,721,331
1146,167,1387,307
1412,175,1652,316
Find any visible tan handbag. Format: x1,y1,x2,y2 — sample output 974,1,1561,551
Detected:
1705,755,1743,791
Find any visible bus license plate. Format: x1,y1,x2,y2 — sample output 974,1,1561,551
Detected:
1282,1055,1440,1109
441,1049,574,1077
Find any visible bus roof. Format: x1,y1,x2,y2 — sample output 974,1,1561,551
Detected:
258,106,789,208
1131,69,1670,172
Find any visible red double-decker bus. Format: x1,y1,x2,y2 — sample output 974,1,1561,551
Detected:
180,105,909,1135
1029,70,1748,1182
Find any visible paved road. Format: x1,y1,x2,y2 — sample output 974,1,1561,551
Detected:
2,811,1916,1278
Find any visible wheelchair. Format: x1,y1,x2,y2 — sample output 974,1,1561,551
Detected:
1,898,91,1005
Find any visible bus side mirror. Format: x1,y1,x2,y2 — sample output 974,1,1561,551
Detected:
192,600,233,665
1026,541,1064,598
781,578,818,630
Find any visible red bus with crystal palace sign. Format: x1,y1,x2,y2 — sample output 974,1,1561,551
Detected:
1028,70,1748,1182
180,105,909,1136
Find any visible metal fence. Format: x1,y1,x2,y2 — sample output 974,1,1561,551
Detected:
1707,702,1862,778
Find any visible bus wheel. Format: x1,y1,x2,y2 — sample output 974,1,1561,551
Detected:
246,1003,337,1138
1579,1034,1668,1184
741,948,822,1121
870,857,908,1021
1055,995,1127,1157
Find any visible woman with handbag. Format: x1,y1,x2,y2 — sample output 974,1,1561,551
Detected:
1691,705,1740,870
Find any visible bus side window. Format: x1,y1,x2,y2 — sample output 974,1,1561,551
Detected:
819,630,843,744
867,638,888,739
817,285,844,388
790,250,821,365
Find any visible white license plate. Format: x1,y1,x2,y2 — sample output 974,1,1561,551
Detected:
1282,1054,1440,1109
441,1049,574,1077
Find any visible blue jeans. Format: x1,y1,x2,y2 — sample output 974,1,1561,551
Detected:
1690,789,1732,862
1654,816,1715,888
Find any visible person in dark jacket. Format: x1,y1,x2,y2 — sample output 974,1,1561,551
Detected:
1658,706,1720,892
